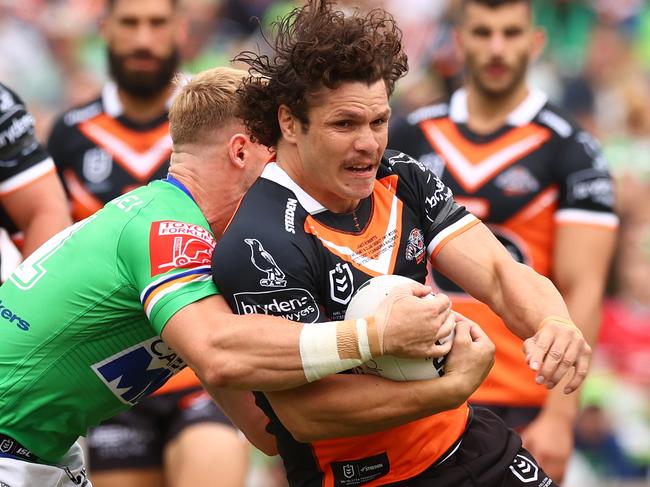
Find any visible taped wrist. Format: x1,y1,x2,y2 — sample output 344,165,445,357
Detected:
299,317,380,382
539,315,580,332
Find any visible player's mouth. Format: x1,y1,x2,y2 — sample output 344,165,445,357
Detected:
345,162,377,175
125,55,161,71
484,63,509,78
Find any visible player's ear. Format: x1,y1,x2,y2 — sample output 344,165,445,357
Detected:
227,133,248,169
278,105,299,144
531,27,547,62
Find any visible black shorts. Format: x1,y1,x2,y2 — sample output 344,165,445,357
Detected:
469,403,542,432
87,386,235,470
387,407,558,487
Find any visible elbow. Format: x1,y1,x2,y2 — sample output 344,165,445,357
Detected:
199,354,248,389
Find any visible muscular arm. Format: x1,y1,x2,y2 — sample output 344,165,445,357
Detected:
264,315,494,441
162,294,309,391
435,222,590,391
435,222,570,338
1,170,71,257
162,285,454,392
521,223,616,480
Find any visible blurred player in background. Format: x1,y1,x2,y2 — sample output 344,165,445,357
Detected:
390,0,618,480
46,1,249,486
0,81,70,277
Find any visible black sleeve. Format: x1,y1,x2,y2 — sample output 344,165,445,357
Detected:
552,130,616,215
384,150,473,253
0,82,51,183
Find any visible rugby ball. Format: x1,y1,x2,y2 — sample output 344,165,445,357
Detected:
345,274,454,381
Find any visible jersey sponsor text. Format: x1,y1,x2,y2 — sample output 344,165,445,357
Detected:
149,221,216,276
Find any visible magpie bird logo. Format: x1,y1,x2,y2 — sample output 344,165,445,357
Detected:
244,238,287,288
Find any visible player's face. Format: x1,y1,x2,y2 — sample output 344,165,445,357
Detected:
102,0,183,97
458,2,539,98
291,80,390,213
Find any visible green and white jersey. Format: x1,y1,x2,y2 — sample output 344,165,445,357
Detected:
0,179,218,463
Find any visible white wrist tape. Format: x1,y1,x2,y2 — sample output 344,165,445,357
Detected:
299,318,374,382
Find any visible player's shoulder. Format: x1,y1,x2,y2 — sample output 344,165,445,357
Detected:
0,83,33,144
381,149,431,176
53,95,104,131
405,99,450,126
0,82,25,115
534,100,584,140
230,163,314,240
103,181,206,232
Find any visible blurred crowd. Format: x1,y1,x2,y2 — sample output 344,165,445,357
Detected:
1,0,649,485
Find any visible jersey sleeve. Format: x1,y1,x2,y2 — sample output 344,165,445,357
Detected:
117,209,219,334
0,83,55,196
552,130,618,228
212,188,323,324
384,150,479,261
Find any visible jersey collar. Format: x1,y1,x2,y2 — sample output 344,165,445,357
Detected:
449,87,548,126
163,174,195,202
261,163,328,215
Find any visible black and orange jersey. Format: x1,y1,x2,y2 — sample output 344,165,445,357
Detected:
390,88,618,407
212,151,479,487
47,81,172,221
0,82,59,273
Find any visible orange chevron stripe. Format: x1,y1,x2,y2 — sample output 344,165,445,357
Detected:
420,119,552,193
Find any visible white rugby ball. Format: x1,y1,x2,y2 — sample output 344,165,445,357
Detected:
345,274,454,381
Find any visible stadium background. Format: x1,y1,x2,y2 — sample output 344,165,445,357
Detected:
0,0,649,485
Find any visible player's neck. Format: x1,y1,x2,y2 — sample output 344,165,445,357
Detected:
116,85,172,124
465,82,529,135
169,160,243,239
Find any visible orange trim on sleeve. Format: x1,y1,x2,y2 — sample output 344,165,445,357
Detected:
0,166,56,197
429,218,481,264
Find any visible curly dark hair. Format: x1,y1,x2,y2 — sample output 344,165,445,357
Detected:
234,0,408,148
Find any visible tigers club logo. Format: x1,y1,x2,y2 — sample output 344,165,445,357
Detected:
149,221,216,276
405,228,425,263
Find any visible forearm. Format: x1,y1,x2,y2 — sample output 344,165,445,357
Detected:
267,374,466,441
165,284,451,392
542,282,605,419
166,304,380,392
485,262,570,340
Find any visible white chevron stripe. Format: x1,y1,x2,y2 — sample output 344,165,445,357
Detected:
427,125,548,191
81,123,172,179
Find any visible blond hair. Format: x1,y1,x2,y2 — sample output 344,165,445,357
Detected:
169,67,247,146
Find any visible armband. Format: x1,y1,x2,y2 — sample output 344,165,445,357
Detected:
299,317,380,382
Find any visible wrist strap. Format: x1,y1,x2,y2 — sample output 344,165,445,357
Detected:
299,317,380,382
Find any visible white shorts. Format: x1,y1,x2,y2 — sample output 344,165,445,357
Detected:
0,441,92,487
